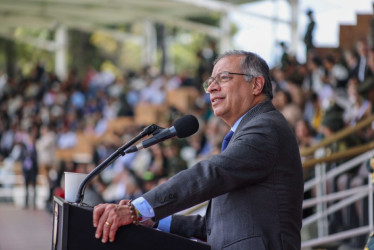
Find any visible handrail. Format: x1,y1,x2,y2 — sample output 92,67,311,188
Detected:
304,149,373,192
300,114,374,157
300,149,374,249
301,226,371,249
302,185,368,209
302,140,374,169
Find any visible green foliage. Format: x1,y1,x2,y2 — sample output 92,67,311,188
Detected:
120,41,142,72
0,15,237,78
187,14,221,27
14,42,54,76
170,33,202,74
69,29,103,74
1,27,55,76
170,30,217,75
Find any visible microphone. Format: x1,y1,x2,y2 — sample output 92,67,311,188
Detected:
125,114,199,153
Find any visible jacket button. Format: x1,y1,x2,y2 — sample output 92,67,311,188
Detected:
207,229,211,235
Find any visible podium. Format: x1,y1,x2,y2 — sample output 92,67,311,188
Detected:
52,196,210,250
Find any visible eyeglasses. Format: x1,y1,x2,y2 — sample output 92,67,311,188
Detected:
203,71,253,93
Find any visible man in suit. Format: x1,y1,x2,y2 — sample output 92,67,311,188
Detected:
93,50,304,250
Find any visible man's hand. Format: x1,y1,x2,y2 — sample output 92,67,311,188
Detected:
93,200,133,243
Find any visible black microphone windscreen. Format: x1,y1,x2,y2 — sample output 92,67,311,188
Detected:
173,115,199,138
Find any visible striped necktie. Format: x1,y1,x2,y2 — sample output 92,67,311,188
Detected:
221,130,234,151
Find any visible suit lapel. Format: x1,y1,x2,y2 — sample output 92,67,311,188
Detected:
233,100,276,140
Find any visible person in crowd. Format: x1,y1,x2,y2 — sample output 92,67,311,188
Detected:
344,77,374,247
273,89,303,130
343,77,371,126
146,144,167,178
271,67,304,107
343,49,360,80
19,130,39,209
304,9,316,57
302,56,325,97
322,55,349,89
295,119,316,154
321,95,370,247
318,104,361,167
163,140,187,178
294,118,316,219
355,39,371,83
357,76,374,142
318,104,361,235
278,41,291,71
56,123,77,149
271,66,289,91
195,115,227,158
93,50,304,250
0,123,16,158
303,92,324,131
36,124,57,205
139,75,166,105
367,47,374,78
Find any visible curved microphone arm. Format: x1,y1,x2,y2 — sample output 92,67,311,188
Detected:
74,124,161,204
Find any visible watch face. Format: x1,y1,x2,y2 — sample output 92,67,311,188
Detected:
52,202,59,249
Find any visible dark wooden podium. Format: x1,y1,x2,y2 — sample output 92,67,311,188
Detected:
52,196,210,250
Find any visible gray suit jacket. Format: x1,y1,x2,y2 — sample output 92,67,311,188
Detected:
143,101,304,250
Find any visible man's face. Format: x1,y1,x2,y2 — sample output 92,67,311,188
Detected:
207,55,255,126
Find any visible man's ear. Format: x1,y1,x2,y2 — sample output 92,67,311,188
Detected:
252,76,265,96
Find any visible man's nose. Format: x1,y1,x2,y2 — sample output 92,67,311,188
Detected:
207,79,220,93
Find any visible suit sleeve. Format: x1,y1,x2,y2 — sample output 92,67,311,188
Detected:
142,113,280,220
170,214,207,241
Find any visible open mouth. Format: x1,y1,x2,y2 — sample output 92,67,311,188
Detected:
211,96,224,104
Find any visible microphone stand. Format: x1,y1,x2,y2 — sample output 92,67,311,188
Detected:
74,124,162,204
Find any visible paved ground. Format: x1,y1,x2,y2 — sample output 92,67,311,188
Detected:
0,203,53,250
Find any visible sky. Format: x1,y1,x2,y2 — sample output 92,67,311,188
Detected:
229,0,373,67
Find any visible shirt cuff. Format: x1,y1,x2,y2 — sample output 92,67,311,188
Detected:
132,197,155,221
157,216,172,233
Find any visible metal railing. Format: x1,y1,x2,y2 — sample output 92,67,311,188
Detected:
300,114,374,249
301,150,374,249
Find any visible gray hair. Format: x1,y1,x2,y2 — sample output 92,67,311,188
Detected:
214,50,273,100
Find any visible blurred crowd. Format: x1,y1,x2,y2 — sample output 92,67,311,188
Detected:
0,46,221,209
1,32,374,247
275,37,374,247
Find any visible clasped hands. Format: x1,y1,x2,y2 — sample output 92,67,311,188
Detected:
93,199,134,243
